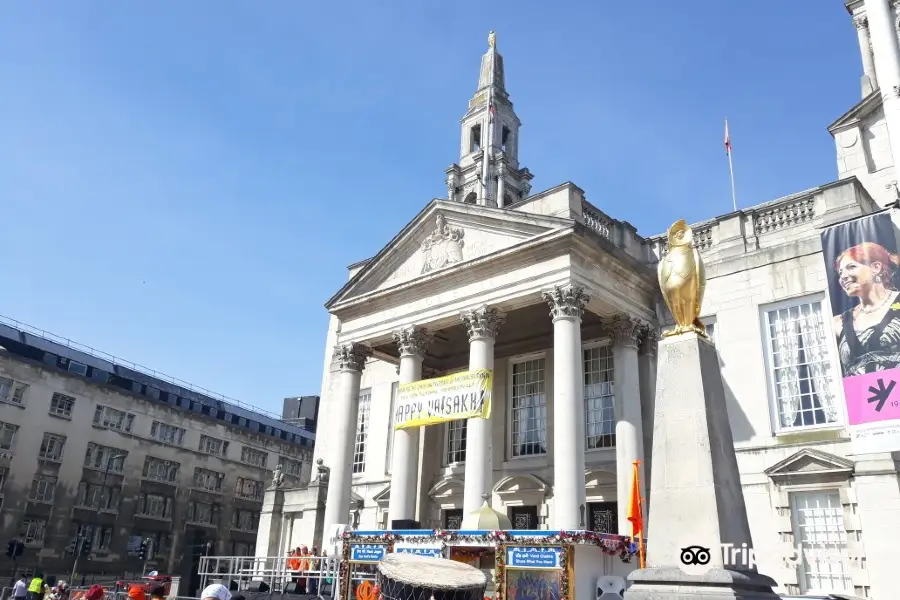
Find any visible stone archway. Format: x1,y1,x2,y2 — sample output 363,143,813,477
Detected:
493,474,550,529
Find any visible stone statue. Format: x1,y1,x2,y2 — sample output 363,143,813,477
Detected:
315,458,330,483
269,464,285,489
658,219,707,337
421,214,465,274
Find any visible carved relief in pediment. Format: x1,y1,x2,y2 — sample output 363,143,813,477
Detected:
420,214,465,274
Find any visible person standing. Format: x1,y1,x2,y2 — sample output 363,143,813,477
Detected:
26,572,45,600
13,576,27,600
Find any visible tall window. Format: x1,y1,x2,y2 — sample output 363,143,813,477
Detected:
20,519,46,545
150,421,185,446
445,420,467,465
38,433,66,462
240,446,268,467
236,477,264,501
232,509,260,531
93,406,135,432
353,388,372,474
142,457,180,483
72,523,113,551
76,481,120,511
764,300,839,430
49,392,75,418
0,422,19,450
584,345,615,449
137,493,173,519
199,435,229,457
386,383,397,474
84,443,127,472
188,501,220,526
791,491,854,594
193,468,224,493
0,377,27,405
510,358,548,457
29,475,57,503
278,456,303,477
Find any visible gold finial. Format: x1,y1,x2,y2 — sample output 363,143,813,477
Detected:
488,30,496,49
657,220,708,338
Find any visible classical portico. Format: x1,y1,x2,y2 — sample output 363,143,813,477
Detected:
307,31,659,539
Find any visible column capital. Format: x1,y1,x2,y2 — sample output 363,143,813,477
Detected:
605,315,645,348
333,342,372,372
392,325,433,358
460,305,505,341
638,325,659,357
854,15,868,30
542,284,590,322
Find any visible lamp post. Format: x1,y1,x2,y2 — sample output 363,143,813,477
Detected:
71,453,127,583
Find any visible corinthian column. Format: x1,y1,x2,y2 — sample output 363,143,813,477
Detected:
460,305,505,515
542,284,590,530
605,315,646,535
855,16,879,95
322,342,372,535
388,325,432,525
637,325,658,502
865,0,900,167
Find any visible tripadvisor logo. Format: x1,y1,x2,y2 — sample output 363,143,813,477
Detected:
678,542,862,574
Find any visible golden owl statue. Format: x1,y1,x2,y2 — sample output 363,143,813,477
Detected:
658,219,707,337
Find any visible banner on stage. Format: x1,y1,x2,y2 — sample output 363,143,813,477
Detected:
821,212,900,454
394,369,492,430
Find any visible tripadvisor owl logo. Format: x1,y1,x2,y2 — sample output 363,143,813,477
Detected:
678,543,759,575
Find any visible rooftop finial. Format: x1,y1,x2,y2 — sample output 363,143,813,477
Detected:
488,30,496,49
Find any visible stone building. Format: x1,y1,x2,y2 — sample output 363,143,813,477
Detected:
0,319,315,592
257,3,900,598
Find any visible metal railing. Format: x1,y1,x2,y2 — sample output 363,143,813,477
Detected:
197,555,341,599
0,314,284,420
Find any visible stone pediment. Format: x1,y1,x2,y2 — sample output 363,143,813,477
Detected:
828,89,881,134
764,448,854,485
327,200,571,306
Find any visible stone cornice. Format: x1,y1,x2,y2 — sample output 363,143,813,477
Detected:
392,326,432,358
460,305,505,341
333,343,372,372
542,285,590,322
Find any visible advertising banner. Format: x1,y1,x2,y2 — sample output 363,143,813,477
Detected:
821,211,900,454
349,544,387,563
393,369,492,430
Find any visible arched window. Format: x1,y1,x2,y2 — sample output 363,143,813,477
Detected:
464,192,477,204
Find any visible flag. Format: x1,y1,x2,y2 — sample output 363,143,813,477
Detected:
724,119,732,155
626,461,643,538
627,460,646,568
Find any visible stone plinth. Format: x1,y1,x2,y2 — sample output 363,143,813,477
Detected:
625,333,779,599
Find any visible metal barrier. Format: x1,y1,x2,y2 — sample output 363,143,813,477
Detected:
197,555,341,599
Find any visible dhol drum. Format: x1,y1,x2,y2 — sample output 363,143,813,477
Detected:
375,553,487,600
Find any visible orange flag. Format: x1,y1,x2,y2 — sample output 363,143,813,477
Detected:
626,460,646,568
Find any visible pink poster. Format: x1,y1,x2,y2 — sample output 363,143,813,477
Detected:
821,212,900,454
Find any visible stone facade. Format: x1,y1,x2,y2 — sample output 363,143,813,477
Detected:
0,327,313,593
261,8,900,600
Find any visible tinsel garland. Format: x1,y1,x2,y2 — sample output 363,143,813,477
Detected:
341,529,635,563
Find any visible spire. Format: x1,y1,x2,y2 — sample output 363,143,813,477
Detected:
445,31,533,208
477,31,505,94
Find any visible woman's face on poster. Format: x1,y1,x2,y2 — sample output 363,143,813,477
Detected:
838,255,885,297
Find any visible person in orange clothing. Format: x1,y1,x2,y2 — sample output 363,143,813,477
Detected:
287,547,302,585
127,586,146,600
297,545,311,593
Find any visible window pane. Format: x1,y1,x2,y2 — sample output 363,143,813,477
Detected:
584,345,615,449
510,359,547,457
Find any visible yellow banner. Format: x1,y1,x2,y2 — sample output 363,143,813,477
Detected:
394,369,493,430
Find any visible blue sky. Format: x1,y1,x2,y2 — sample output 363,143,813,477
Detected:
1,1,862,415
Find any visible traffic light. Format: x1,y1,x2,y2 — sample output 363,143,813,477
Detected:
138,539,148,560
80,536,92,557
6,540,14,558
14,541,23,558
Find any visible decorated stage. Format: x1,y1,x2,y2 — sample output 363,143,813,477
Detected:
340,529,638,600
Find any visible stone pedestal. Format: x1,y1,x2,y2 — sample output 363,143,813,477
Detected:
256,489,285,557
625,333,779,599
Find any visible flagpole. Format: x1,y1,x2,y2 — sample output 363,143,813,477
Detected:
635,459,646,569
725,118,737,212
